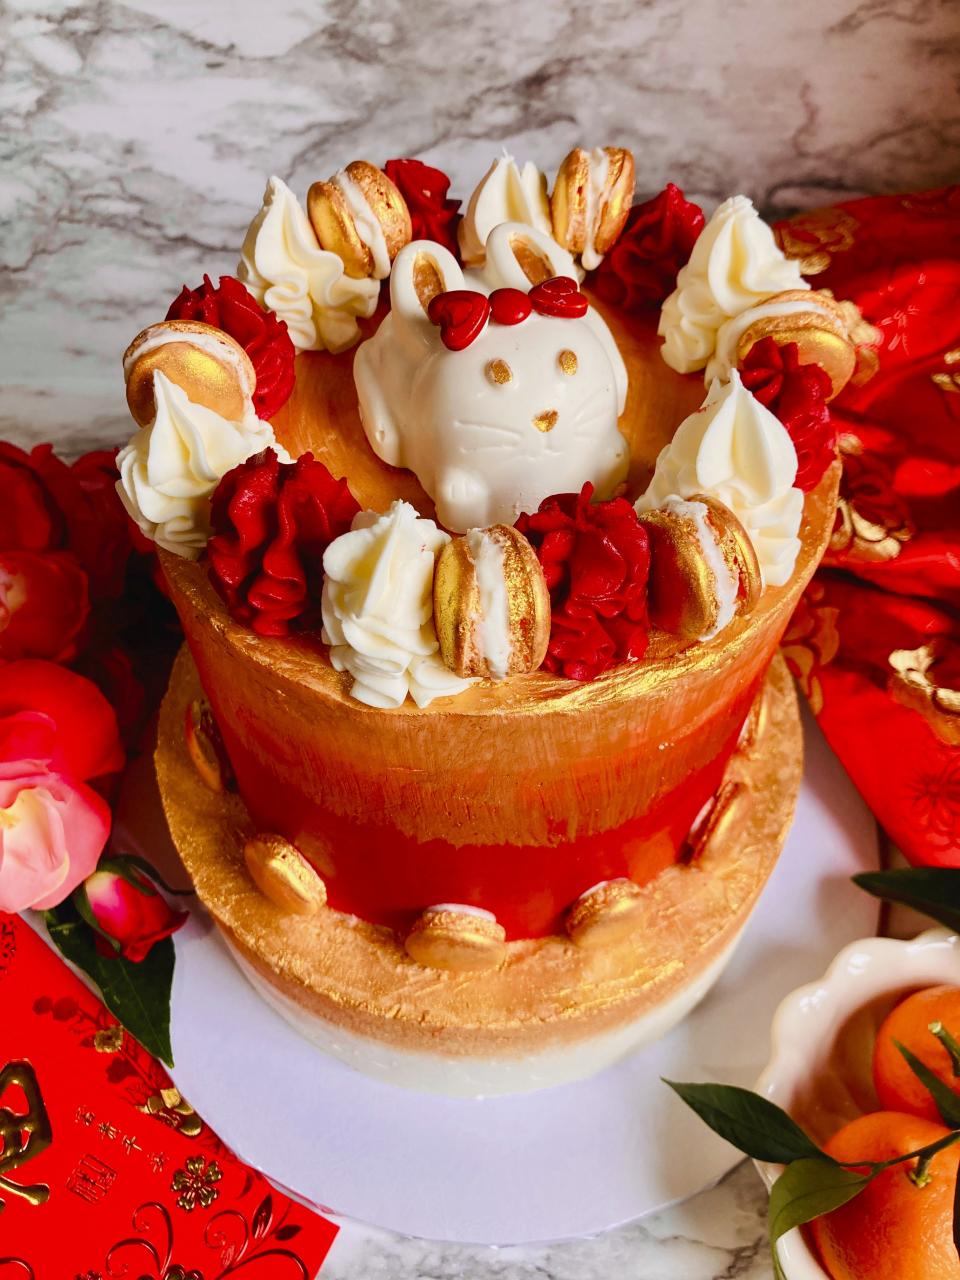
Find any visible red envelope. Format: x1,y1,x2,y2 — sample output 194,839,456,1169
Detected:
0,914,338,1277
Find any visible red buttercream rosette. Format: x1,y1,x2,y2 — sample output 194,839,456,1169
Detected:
741,337,837,492
207,448,359,638
166,275,296,421
590,183,705,310
516,483,651,682
383,158,461,256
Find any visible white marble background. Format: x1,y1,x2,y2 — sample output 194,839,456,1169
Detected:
1,0,958,453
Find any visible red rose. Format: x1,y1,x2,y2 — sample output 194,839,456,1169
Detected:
0,443,132,600
0,661,124,913
590,183,705,310
741,337,837,491
207,448,360,637
383,158,462,256
73,643,147,749
517,483,651,681
81,860,187,962
166,275,296,421
0,549,89,662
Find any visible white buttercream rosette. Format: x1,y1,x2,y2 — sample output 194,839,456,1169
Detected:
116,371,286,559
320,500,475,709
636,371,803,588
237,176,379,354
658,195,808,377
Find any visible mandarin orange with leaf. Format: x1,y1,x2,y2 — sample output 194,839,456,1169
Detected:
873,985,960,1123
809,1111,960,1280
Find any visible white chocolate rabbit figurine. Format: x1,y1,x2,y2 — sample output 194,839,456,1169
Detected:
353,223,629,532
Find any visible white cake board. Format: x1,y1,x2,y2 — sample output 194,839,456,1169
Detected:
162,704,880,1245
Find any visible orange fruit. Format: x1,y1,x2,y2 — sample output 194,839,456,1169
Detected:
810,1111,960,1280
874,985,960,1122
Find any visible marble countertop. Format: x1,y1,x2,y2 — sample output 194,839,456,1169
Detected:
323,1162,774,1279
2,0,958,456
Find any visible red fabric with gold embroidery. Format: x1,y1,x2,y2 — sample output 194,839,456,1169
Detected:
0,915,338,1276
777,187,960,866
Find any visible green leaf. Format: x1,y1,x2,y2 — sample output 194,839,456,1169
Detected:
853,868,960,933
768,1158,871,1279
664,1080,828,1164
43,905,175,1066
895,1039,960,1128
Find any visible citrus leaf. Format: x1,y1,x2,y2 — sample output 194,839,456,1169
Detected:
664,1080,827,1164
768,1158,871,1277
43,905,175,1066
895,1039,960,1128
853,868,960,933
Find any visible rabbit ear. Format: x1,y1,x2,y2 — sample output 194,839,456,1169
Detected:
483,222,579,291
390,240,466,348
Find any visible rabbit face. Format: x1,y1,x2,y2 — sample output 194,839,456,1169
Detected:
354,224,630,532
412,312,627,529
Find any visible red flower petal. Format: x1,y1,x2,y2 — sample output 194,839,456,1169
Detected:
0,661,125,782
0,442,61,552
0,549,90,662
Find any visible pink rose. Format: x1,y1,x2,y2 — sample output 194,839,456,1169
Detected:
0,661,124,913
82,861,187,962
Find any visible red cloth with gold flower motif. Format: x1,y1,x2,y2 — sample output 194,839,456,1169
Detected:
776,187,960,866
0,914,338,1276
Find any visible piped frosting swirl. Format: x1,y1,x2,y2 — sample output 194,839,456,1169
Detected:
658,195,808,375
636,371,803,587
238,176,378,353
320,500,475,708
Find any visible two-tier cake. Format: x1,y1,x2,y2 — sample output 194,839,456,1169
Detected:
117,148,876,1094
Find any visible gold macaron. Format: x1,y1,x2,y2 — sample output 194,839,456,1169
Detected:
684,781,753,863
550,146,635,260
123,320,256,427
405,907,507,972
307,160,412,279
433,524,551,680
184,695,234,793
734,288,857,400
243,833,328,916
566,878,646,950
638,494,762,643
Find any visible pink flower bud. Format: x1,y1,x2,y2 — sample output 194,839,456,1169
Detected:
83,866,187,962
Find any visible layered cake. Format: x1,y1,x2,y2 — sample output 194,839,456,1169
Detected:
119,149,876,1094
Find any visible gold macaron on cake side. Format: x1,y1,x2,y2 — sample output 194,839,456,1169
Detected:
724,288,859,399
637,494,762,643
434,524,551,680
550,146,635,267
307,160,413,279
123,320,258,427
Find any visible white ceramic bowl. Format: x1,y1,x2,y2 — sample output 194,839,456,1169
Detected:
752,927,960,1279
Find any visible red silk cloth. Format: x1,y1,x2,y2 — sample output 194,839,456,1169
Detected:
0,915,338,1276
775,186,960,866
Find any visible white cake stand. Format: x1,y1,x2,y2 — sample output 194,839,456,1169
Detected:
162,705,879,1245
